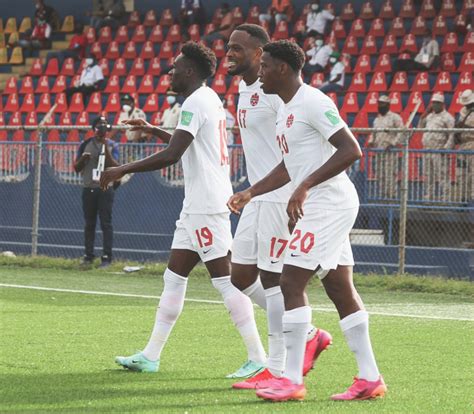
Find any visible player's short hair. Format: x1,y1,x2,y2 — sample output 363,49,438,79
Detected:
262,40,306,73
234,24,270,46
92,116,108,129
181,41,217,80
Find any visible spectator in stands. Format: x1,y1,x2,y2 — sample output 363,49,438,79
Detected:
202,3,235,43
46,23,86,66
17,9,52,55
179,0,206,29
65,55,104,104
305,0,334,37
160,91,182,133
303,34,332,75
419,93,455,200
117,94,148,143
89,0,108,30
223,99,236,144
367,95,405,199
394,28,440,72
34,0,60,31
74,116,120,267
319,51,345,93
259,0,294,25
97,0,126,30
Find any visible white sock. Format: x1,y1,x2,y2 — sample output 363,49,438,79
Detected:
282,306,312,385
142,268,188,361
242,277,267,310
264,286,285,377
212,276,266,364
340,310,380,381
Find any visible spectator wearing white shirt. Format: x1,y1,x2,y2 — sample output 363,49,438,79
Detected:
160,91,182,134
179,0,206,29
305,0,334,37
319,51,345,93
117,94,148,142
303,34,332,75
65,56,105,104
394,28,440,72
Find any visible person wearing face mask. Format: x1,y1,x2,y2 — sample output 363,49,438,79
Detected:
319,51,345,93
419,93,455,200
74,116,120,267
65,55,105,105
305,0,335,37
303,34,333,75
160,91,182,134
367,95,405,199
117,94,148,143
394,28,440,72
17,10,52,55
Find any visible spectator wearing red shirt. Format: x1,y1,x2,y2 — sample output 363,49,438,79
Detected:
46,23,87,66
17,9,52,56
259,0,294,25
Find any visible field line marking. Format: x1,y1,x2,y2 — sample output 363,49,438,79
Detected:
1,283,473,322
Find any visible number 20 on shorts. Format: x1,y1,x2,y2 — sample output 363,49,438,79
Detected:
270,230,315,258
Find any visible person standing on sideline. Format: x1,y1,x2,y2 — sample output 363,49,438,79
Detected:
74,116,120,267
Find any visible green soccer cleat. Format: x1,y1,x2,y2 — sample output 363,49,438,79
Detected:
226,360,265,379
115,352,159,373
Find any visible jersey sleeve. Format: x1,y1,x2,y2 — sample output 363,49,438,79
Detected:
176,96,205,138
306,90,347,141
268,94,283,114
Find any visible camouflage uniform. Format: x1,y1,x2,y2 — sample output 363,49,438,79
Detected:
420,110,455,201
368,111,405,199
455,108,474,202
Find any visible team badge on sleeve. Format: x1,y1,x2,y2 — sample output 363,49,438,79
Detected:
286,114,294,128
180,110,194,126
250,93,259,106
324,109,341,126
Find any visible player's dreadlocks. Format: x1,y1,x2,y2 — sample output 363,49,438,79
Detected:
235,23,271,46
262,40,306,73
180,41,217,80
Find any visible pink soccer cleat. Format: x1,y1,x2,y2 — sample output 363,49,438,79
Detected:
303,328,332,376
232,368,278,389
256,377,307,402
331,376,387,401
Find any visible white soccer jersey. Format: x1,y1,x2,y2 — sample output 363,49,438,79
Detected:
176,86,233,214
276,83,359,209
237,79,293,203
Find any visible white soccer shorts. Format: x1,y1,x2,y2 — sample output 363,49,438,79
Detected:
171,212,232,262
283,206,358,279
232,201,291,273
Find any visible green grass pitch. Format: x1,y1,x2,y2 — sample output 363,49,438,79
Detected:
1,262,473,413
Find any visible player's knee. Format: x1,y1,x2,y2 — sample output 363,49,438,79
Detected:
230,273,249,291
280,276,301,300
158,296,184,323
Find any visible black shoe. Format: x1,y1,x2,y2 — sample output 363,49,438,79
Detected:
80,255,94,267
100,255,112,268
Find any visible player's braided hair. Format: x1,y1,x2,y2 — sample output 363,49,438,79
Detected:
235,23,270,45
262,40,306,72
180,41,217,80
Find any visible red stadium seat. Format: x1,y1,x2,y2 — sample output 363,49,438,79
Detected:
360,2,375,19
138,74,154,94
432,15,448,36
354,54,372,73
462,31,474,52
216,56,230,74
224,93,236,115
212,38,225,58
456,71,474,91
459,52,474,71
348,72,367,92
368,71,388,92
374,53,392,72
390,72,409,91
85,27,95,44
149,25,163,43
420,0,437,18
405,91,425,113
35,75,50,93
449,90,464,113
341,54,352,72
412,72,430,91
363,91,379,112
388,17,405,37
20,93,35,112
353,110,369,128
433,71,453,92
158,41,173,59
246,5,260,24
86,92,102,112
342,35,359,54
36,93,52,113
360,35,377,54
4,77,17,95
379,0,395,19
211,8,223,26
5,93,20,112
0,112,6,141
115,25,129,43
399,0,416,18
51,75,67,93
188,24,200,42
123,41,137,59
326,31,338,50
19,76,34,94
233,6,244,25
53,92,68,112
44,58,59,76
273,20,289,40
155,74,171,93
380,34,398,54
105,41,120,59
24,111,39,141
104,93,121,112
349,18,365,37
440,0,457,16
159,9,174,27
8,111,22,126
166,24,181,43
144,10,157,27
368,18,385,37
121,75,137,94
204,23,215,36
149,112,162,126
89,42,103,59
441,32,459,53
127,10,141,28
400,34,418,54
69,93,84,112
341,3,356,20
139,41,154,59
147,57,162,76
29,58,43,76
24,111,37,126
227,76,240,94
59,111,73,125
388,91,403,113
411,16,427,36
111,58,127,76
440,52,456,71
98,58,109,77
132,25,146,43
98,26,112,44
130,57,145,76
142,93,159,112
332,18,346,38
341,92,360,113
211,73,227,94
61,57,75,76
76,111,90,126
326,92,338,106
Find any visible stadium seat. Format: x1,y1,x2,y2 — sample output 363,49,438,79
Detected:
353,110,369,128
406,91,426,113
70,74,81,87
59,111,73,126
90,42,103,59
127,10,141,27
363,91,379,112
388,17,405,37
273,20,289,40
9,111,25,141
343,35,359,54
7,31,20,47
69,93,84,112
390,71,409,91
159,8,174,27
246,5,260,24
5,76,18,94
111,58,127,76
368,71,388,92
325,92,338,106
441,32,459,53
212,38,225,58
158,41,173,59
138,74,155,94
105,41,120,59
232,6,244,25
359,1,375,19
4,17,17,34
411,16,427,36
132,24,146,43
420,0,437,18
412,72,431,91
0,47,7,64
354,54,372,73
166,24,181,43
138,41,154,59
9,46,23,64
4,93,20,112
144,10,157,27
224,93,236,115
149,25,163,43
459,52,474,71
379,0,395,19
98,58,109,77
368,18,385,37
37,93,52,113
86,92,102,112
361,35,378,54
98,26,112,44
104,93,121,112
387,91,402,112
216,57,230,74
374,53,392,72
115,25,129,43
341,92,360,113
349,18,366,37
456,71,474,91
142,93,159,112
400,34,418,53
348,72,367,92
440,0,457,16
188,24,200,42
380,34,398,54
432,15,448,36
75,111,90,126
85,27,95,44
332,18,346,38
399,0,416,18
155,74,171,93
309,73,325,88
53,92,68,112
462,31,474,52
147,57,162,76
35,75,51,93
123,41,137,59
149,112,162,126
204,23,215,36
211,74,227,94
130,57,145,76
440,52,456,72
121,75,137,94
60,58,76,76
341,3,356,20
0,112,6,141
20,93,35,112
227,76,240,94
449,90,464,113
433,71,453,92
18,17,31,33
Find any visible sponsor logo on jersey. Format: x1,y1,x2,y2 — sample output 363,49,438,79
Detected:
324,109,341,126
286,114,294,128
250,93,259,106
180,110,194,126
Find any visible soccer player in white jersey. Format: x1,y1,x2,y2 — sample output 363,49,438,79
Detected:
226,24,332,386
228,40,386,402
100,42,264,376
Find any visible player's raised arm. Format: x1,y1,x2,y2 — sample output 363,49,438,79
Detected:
122,119,173,144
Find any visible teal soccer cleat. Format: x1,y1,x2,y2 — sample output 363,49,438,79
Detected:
115,352,159,373
226,360,265,379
